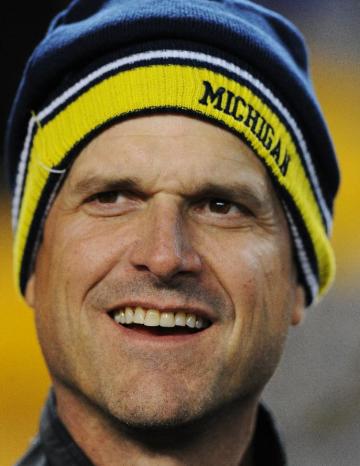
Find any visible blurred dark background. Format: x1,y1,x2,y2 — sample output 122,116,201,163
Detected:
1,2,69,173
1,1,359,465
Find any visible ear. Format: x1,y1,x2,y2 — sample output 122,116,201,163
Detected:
291,285,306,326
25,274,36,309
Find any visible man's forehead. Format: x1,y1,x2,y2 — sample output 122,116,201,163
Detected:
73,114,264,159
64,115,271,201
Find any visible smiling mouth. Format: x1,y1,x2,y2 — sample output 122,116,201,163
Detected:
109,306,211,335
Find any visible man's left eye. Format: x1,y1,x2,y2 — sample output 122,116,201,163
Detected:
202,198,252,217
208,199,234,214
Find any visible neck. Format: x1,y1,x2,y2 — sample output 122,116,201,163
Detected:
55,384,258,466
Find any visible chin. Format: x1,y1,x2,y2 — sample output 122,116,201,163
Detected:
103,398,221,448
106,393,203,431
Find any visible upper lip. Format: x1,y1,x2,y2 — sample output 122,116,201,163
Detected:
106,301,216,323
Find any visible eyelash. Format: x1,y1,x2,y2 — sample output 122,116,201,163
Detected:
87,191,127,204
194,198,252,216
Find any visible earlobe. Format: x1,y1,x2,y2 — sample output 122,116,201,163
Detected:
291,285,306,326
25,274,36,308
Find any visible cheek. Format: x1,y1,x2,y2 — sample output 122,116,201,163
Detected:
39,217,137,304
200,229,295,343
33,217,138,379
192,230,296,396
198,228,292,309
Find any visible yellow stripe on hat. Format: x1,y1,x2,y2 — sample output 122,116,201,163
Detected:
15,64,335,296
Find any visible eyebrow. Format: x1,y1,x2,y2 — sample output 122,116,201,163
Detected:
69,175,267,210
70,175,147,199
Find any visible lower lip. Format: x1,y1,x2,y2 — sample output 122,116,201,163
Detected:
107,315,211,345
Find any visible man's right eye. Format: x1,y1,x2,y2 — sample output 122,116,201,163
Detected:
91,191,122,204
82,190,140,217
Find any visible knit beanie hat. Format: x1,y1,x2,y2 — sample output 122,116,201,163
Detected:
5,0,340,305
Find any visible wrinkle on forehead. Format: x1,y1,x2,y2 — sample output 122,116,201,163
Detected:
63,114,281,214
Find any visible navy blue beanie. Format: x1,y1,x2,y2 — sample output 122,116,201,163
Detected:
5,0,340,305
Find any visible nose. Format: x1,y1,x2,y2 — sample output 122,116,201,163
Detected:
129,199,203,282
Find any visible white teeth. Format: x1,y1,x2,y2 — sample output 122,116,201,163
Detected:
112,307,210,329
195,317,204,329
133,306,145,324
114,312,122,324
175,312,186,326
125,307,134,324
144,309,160,326
114,310,126,324
160,312,175,327
186,314,196,328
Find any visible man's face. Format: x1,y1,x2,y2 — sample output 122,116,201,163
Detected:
26,114,303,428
